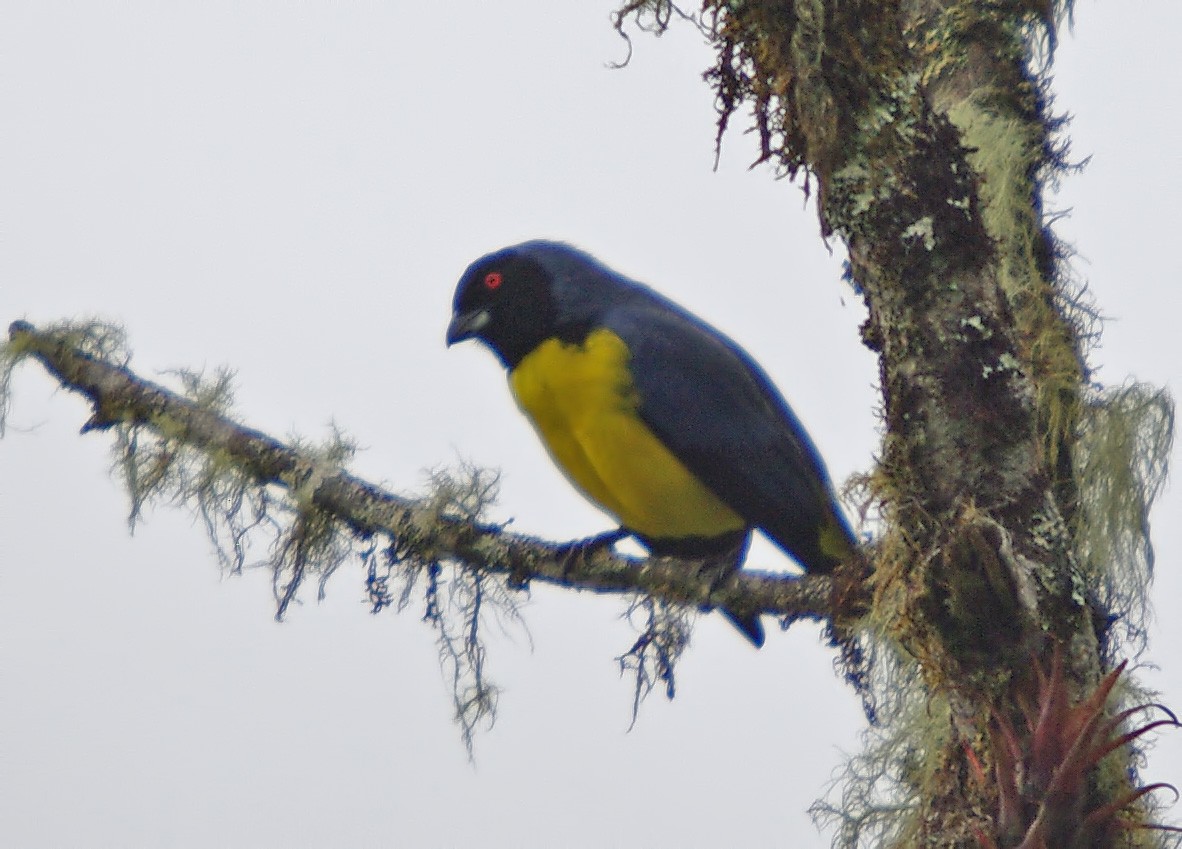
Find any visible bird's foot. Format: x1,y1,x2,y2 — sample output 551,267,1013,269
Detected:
556,527,628,577
690,550,765,648
691,547,745,592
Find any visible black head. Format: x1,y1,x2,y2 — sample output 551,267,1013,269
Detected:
447,246,559,368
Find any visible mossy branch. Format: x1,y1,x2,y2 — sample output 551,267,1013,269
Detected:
4,319,855,629
4,316,878,752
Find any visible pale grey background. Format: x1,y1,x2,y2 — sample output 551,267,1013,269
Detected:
1,3,1178,847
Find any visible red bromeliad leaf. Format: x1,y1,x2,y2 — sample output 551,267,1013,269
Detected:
976,648,1179,848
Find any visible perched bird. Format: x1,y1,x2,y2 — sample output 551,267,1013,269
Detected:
446,241,856,647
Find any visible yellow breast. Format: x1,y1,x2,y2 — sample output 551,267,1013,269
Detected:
508,328,744,541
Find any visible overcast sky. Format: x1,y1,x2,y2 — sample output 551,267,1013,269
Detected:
2,3,1179,847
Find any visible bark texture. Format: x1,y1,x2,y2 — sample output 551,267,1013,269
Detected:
613,0,1174,846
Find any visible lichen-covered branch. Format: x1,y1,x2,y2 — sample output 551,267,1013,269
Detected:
4,316,873,752
3,319,849,628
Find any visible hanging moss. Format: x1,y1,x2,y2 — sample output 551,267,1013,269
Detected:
1074,383,1175,658
2,320,531,758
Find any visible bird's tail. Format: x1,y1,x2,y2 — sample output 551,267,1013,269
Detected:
721,607,765,648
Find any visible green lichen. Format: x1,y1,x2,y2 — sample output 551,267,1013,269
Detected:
811,646,956,849
946,94,1085,476
902,216,936,251
1,319,130,436
961,315,989,335
1074,383,1174,657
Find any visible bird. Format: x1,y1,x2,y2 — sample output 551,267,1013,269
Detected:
446,240,857,647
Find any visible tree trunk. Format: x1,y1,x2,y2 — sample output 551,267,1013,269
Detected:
611,0,1174,845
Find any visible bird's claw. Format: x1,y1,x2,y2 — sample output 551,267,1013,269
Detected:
556,527,628,576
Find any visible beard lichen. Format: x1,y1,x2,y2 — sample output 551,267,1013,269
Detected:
1073,383,1174,660
3,319,536,756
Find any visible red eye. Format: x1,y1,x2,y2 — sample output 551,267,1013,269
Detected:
484,271,503,290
